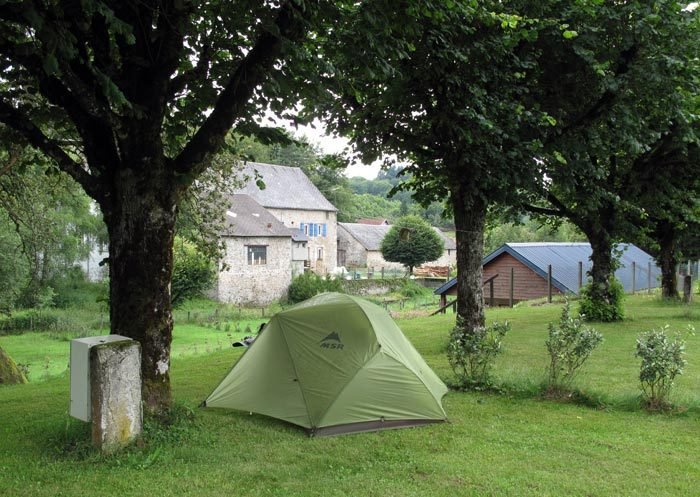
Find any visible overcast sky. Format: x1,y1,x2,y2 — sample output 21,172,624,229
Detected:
283,120,381,180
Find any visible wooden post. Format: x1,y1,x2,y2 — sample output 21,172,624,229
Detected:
509,267,514,308
547,264,552,303
381,267,385,279
632,261,636,294
578,261,583,290
489,279,494,308
648,261,652,294
683,275,692,303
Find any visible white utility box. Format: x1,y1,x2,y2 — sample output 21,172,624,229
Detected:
69,335,132,421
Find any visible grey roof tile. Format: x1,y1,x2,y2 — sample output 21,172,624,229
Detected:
340,223,455,251
339,223,392,251
223,194,292,237
434,228,456,250
234,162,337,212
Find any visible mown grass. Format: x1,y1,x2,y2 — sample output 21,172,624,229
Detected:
0,320,264,381
0,295,699,496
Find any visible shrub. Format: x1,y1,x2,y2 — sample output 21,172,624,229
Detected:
47,268,106,309
172,237,216,308
447,317,510,390
578,277,625,322
380,216,444,274
287,272,343,304
635,325,692,410
398,280,432,299
545,300,603,394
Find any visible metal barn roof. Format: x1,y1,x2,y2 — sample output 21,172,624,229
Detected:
434,242,661,296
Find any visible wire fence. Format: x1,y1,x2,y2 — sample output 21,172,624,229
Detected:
336,267,410,280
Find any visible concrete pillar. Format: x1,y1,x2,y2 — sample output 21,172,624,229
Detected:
90,338,142,453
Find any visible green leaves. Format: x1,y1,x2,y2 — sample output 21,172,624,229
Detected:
546,299,603,392
380,215,444,273
448,318,510,391
635,324,693,410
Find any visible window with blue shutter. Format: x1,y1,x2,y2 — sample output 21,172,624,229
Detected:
322,224,327,237
300,222,305,235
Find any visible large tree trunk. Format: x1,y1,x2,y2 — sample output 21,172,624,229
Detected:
451,186,487,331
587,232,615,302
656,220,679,299
101,162,179,415
578,214,625,321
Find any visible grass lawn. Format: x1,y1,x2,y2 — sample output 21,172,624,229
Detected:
0,295,698,496
0,320,265,381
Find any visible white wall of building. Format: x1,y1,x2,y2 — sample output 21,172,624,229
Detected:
266,208,337,274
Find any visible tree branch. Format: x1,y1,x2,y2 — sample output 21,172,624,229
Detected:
522,190,579,223
555,45,639,138
167,44,211,99
0,98,100,200
173,0,308,180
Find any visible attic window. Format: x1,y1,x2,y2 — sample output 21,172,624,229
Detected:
247,245,267,265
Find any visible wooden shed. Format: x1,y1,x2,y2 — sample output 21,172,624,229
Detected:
434,242,661,308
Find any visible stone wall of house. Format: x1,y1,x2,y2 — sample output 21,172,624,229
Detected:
366,251,405,271
337,225,368,268
431,248,457,267
217,236,292,305
267,208,337,274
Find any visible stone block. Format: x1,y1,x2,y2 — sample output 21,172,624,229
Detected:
89,338,142,452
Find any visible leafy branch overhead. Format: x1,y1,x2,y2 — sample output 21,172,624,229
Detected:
0,0,340,413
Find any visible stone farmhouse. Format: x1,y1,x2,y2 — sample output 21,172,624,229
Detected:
213,162,337,305
337,222,456,271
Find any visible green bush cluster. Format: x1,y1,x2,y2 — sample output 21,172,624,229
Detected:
447,317,510,391
578,277,625,322
287,272,343,304
635,325,691,410
398,280,433,299
545,300,603,394
171,238,216,308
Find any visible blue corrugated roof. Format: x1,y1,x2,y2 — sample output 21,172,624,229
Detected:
434,242,661,296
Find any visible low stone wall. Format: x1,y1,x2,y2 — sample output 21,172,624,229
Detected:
340,279,406,296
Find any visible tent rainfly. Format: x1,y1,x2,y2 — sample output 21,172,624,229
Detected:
204,292,448,436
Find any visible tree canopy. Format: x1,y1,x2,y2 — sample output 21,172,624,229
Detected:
381,216,444,274
0,0,338,412
312,0,699,329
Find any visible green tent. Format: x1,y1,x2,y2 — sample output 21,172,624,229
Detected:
204,292,448,436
